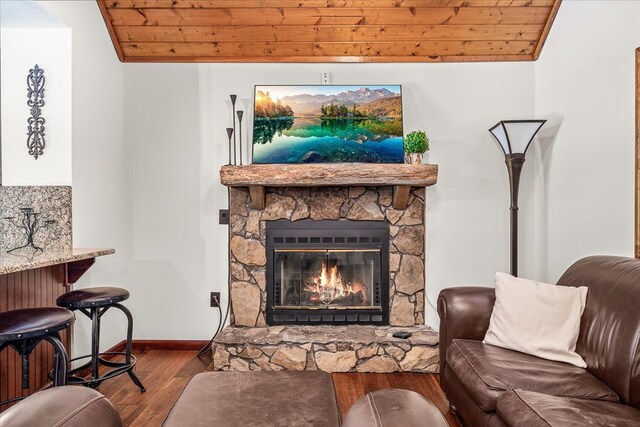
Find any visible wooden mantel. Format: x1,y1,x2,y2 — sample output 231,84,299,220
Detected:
220,163,437,210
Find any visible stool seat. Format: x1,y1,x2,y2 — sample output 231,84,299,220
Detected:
57,287,129,309
0,308,74,403
0,308,75,341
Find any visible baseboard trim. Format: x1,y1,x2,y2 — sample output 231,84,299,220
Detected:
104,339,208,353
71,340,207,379
130,340,209,351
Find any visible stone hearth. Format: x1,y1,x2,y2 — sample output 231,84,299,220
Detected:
213,325,439,373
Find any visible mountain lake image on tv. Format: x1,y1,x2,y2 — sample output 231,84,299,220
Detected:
252,85,404,164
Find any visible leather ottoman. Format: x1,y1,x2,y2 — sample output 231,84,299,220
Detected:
343,389,449,427
162,371,341,427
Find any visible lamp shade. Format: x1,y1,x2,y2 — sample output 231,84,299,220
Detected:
489,120,546,156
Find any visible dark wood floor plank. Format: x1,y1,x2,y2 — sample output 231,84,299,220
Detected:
174,354,211,378
114,403,146,426
109,350,192,405
331,372,364,418
129,377,190,427
96,350,461,427
359,372,392,394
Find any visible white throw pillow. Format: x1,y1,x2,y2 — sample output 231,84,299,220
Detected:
483,272,588,368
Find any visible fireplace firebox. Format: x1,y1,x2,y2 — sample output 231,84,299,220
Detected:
266,220,389,325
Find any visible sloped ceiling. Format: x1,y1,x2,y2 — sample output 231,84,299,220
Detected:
97,0,561,63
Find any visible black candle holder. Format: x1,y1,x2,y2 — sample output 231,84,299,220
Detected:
237,110,244,166
226,127,234,165
230,95,237,165
2,207,56,253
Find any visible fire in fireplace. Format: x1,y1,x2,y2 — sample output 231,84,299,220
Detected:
266,220,389,325
304,260,367,306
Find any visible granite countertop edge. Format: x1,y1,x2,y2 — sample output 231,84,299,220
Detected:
0,248,115,275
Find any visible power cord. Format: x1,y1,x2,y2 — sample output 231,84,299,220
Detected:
197,187,232,358
197,301,227,357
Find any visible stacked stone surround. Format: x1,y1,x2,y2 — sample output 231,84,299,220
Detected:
213,184,439,373
213,325,439,373
227,185,426,327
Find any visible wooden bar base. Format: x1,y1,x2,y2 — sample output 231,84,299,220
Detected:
0,265,70,410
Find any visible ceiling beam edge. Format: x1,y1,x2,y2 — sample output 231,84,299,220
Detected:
533,0,562,60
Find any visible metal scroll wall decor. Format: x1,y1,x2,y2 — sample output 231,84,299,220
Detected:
27,64,46,159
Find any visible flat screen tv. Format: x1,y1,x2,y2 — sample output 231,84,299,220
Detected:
251,85,404,164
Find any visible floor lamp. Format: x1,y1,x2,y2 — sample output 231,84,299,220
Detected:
489,120,546,276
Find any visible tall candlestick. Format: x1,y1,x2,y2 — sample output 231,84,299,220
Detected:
230,95,237,165
226,128,234,165
237,110,244,166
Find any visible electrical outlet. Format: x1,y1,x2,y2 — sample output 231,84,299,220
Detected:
219,209,229,225
321,72,330,85
210,292,221,307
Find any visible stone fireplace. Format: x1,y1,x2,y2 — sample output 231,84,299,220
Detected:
214,164,440,373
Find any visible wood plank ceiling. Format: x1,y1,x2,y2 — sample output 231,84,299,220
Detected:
97,0,562,63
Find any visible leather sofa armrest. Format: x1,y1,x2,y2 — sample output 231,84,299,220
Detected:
437,286,496,374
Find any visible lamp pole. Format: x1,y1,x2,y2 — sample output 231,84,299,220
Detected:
505,154,525,277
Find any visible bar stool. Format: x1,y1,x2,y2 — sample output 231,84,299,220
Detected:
56,287,145,391
0,307,75,405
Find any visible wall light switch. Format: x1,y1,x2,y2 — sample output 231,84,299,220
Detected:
219,209,229,225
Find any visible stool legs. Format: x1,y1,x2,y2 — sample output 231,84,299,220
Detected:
42,332,69,387
113,303,146,392
69,304,145,392
9,335,68,389
89,306,103,383
0,332,69,406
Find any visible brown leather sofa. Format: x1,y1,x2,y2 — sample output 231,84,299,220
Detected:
437,255,640,427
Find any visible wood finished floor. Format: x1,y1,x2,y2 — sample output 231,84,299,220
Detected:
96,349,462,427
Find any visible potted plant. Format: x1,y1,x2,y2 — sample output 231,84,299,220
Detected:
404,130,429,164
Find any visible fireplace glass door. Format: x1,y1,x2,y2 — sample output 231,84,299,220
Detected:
266,219,389,325
274,249,381,310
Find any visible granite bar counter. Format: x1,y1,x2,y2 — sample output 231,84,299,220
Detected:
0,248,114,276
0,248,114,409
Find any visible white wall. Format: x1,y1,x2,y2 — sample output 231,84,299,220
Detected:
37,1,129,354
534,1,639,282
122,62,535,334
1,8,72,185
123,64,225,340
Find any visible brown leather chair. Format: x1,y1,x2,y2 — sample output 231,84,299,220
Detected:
0,386,121,427
437,255,640,427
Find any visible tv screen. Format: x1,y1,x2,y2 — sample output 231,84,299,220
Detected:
252,85,404,164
